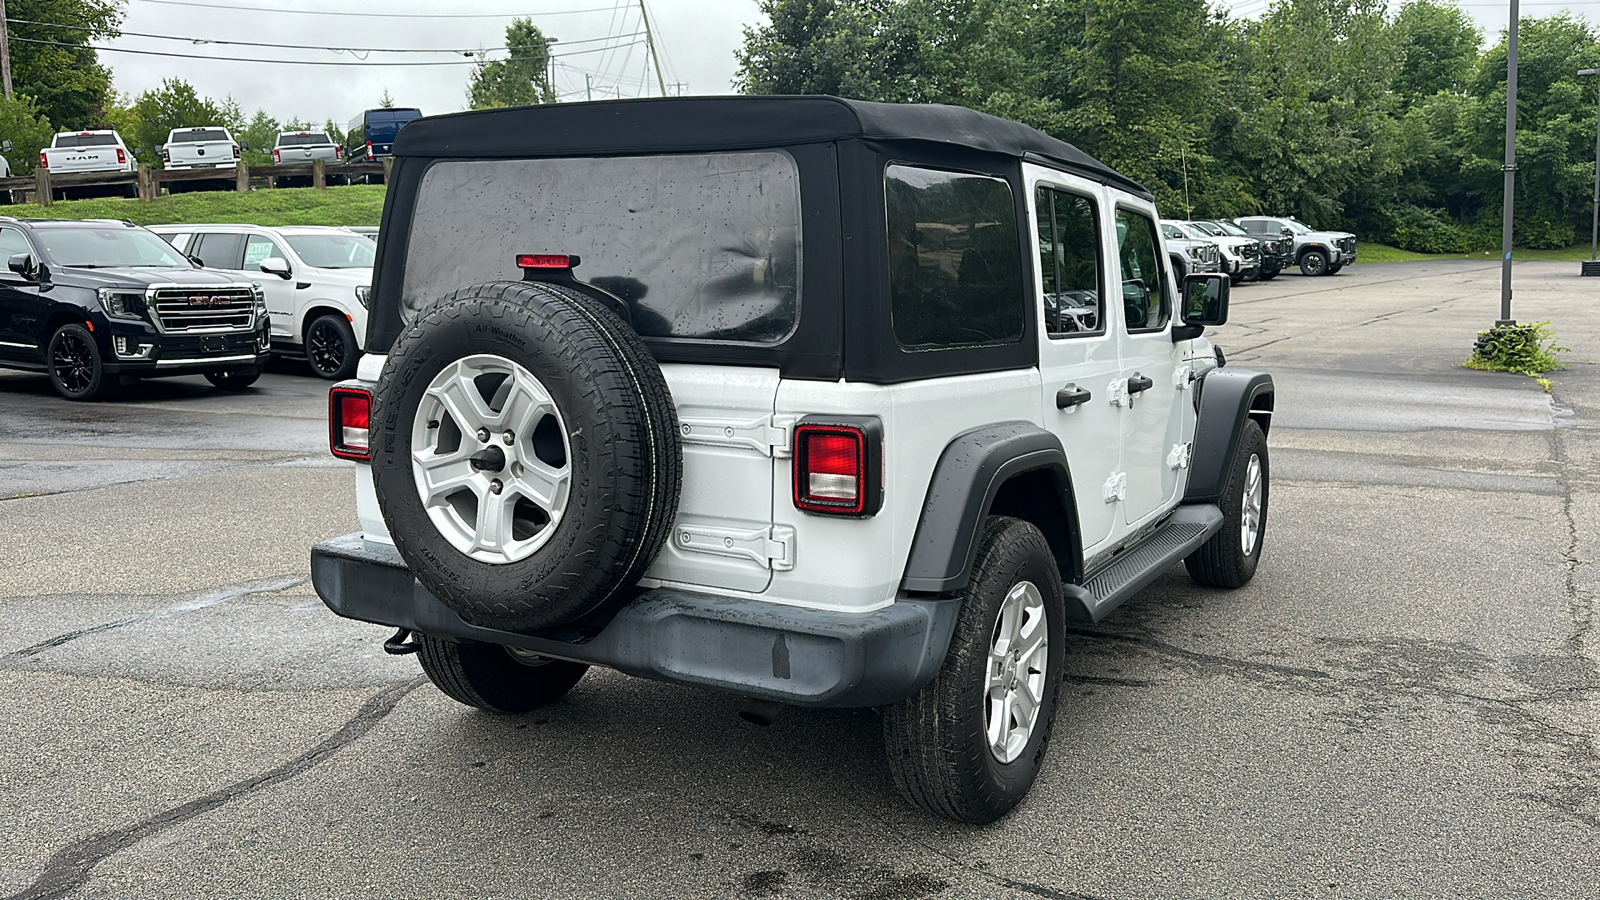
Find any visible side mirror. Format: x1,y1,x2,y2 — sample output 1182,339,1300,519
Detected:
7,253,31,278
187,254,205,268
240,141,250,151
1174,273,1229,341
1,140,12,153
259,257,292,279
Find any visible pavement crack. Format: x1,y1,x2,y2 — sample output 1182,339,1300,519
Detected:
2,576,308,662
1549,402,1594,658
3,676,425,900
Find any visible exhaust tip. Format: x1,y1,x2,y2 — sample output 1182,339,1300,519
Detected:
738,699,784,727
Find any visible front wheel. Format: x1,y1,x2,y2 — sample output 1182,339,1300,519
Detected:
418,636,588,713
306,313,359,380
883,516,1066,824
1299,249,1329,276
48,323,115,401
1185,420,1269,588
1327,263,1344,275
205,366,262,390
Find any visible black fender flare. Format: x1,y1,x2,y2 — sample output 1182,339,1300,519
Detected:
1185,367,1274,503
1297,242,1330,263
901,422,1082,594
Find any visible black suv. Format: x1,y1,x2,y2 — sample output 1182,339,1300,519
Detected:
0,218,271,400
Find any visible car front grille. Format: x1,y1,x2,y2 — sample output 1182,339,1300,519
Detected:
149,287,257,333
1239,242,1259,260
1338,237,1356,253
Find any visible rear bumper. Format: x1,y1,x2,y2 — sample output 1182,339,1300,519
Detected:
311,534,960,708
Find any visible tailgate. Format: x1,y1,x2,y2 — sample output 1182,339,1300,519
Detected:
46,149,119,172
643,364,783,594
170,142,233,165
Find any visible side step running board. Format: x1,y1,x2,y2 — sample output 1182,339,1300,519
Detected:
1063,504,1224,624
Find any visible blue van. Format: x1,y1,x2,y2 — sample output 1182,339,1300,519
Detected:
346,107,422,161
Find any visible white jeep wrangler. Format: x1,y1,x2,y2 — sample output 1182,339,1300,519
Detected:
311,97,1274,824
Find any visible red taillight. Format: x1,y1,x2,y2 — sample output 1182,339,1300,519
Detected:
335,145,343,160
232,144,240,159
38,152,47,168
116,148,126,164
329,387,373,461
516,253,578,270
793,424,874,515
272,148,281,163
160,147,169,162
365,140,373,160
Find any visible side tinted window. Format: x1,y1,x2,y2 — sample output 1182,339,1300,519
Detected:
1035,187,1103,338
192,233,244,270
243,235,280,269
0,227,32,261
886,165,1024,350
1114,209,1170,333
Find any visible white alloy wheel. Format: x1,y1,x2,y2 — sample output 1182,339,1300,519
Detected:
410,353,571,564
986,580,1050,764
1240,453,1263,557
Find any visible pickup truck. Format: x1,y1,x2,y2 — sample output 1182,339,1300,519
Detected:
162,126,240,170
40,131,136,175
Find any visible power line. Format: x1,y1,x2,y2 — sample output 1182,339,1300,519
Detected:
11,34,645,66
9,18,645,56
131,0,619,18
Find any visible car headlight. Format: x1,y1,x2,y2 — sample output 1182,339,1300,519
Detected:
97,288,147,320
354,285,370,309
251,283,266,312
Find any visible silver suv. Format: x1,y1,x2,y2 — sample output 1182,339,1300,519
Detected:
1235,216,1357,276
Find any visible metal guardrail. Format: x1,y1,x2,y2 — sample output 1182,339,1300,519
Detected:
0,158,394,206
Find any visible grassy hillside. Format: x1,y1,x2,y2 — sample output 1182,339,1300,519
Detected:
0,185,385,227
1360,242,1598,263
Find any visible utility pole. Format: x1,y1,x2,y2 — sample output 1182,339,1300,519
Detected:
1580,68,1600,275
637,0,668,97
1498,0,1519,325
0,0,14,101
586,73,592,101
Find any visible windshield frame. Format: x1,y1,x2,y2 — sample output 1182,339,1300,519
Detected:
1283,218,1314,235
1211,220,1250,237
34,226,195,269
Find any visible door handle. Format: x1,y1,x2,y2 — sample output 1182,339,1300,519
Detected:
1056,383,1092,409
1127,373,1154,395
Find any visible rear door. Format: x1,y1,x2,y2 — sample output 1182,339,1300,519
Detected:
0,226,42,361
1112,204,1187,527
1026,165,1124,557
241,234,299,341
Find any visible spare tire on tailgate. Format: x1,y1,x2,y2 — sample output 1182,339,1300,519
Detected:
370,281,681,633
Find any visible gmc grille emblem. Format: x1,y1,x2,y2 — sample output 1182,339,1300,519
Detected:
187,295,231,307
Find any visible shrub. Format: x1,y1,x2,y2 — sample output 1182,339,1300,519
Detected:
1465,320,1566,377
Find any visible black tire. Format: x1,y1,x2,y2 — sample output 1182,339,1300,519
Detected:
1259,266,1278,281
1170,255,1187,281
306,313,359,380
883,516,1066,824
1229,270,1244,286
48,323,115,401
1299,248,1329,276
371,281,681,633
1185,419,1269,589
1327,263,1344,275
205,366,262,390
417,635,587,713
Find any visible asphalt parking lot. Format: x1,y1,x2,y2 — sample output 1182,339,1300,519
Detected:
3,261,1597,899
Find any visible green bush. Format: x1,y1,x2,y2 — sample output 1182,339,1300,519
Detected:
1384,205,1492,254
1465,320,1566,377
1516,217,1577,250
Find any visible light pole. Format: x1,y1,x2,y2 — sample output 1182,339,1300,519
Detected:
1580,68,1600,275
1497,0,1520,325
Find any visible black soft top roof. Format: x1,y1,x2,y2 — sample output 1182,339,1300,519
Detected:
392,95,1152,200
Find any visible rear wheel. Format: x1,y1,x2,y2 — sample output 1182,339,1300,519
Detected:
306,313,359,380
48,323,115,401
883,516,1066,824
1186,420,1269,588
418,635,587,713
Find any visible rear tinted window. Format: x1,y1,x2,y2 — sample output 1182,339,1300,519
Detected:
401,152,801,343
53,133,118,148
277,133,331,147
172,129,230,143
885,165,1025,351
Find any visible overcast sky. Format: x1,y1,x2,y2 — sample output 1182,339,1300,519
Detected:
99,0,1595,130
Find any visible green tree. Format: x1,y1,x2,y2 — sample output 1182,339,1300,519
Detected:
1391,0,1482,101
467,19,556,108
238,109,280,166
8,0,123,130
0,94,58,176
131,79,226,167
379,88,396,109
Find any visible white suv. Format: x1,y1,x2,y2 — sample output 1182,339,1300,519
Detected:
310,98,1275,823
151,225,373,379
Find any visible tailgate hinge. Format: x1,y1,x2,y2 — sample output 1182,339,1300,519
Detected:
675,523,795,571
678,414,794,458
